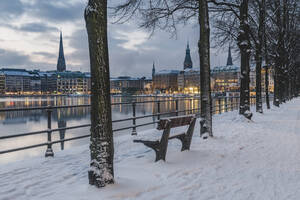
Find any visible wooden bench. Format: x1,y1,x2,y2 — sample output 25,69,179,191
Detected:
133,115,196,162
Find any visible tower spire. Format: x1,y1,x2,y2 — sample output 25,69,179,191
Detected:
183,41,193,70
152,61,155,77
226,45,233,66
57,31,66,72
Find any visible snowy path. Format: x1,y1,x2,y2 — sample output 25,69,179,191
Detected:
1,99,300,200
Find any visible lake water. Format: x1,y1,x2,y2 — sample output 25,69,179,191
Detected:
0,95,213,163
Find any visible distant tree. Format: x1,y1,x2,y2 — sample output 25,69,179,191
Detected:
250,0,265,113
265,0,299,105
210,0,253,119
85,0,114,187
113,0,213,137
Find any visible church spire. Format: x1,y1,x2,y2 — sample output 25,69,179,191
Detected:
226,45,233,66
183,41,193,69
57,31,66,72
152,61,155,77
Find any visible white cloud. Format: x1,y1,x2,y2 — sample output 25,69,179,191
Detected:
114,29,155,51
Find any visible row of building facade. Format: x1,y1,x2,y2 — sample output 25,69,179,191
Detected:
0,31,274,96
0,69,91,95
0,64,273,95
151,45,274,95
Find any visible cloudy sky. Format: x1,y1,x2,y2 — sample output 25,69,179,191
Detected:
0,0,231,78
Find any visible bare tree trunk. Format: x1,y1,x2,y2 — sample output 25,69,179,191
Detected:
263,0,270,109
199,0,213,138
255,56,263,113
265,65,270,108
273,67,280,106
255,0,264,113
238,0,252,119
273,0,285,107
85,0,114,188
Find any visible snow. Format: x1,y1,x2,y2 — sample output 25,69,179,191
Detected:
2,99,300,199
85,5,98,15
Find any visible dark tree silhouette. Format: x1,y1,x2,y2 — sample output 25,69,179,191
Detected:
85,0,114,188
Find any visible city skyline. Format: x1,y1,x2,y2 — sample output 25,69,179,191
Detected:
0,0,231,77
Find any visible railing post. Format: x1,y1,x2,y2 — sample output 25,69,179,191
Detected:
189,98,192,114
175,99,179,116
218,98,221,114
225,97,228,112
157,101,161,120
45,106,54,157
132,102,137,135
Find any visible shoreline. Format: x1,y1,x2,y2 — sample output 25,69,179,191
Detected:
0,94,199,98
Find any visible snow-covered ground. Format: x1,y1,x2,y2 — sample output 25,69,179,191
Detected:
1,99,300,200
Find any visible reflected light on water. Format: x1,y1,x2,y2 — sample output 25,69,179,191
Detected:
0,96,202,164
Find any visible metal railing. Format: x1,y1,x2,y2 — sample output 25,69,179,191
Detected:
0,96,268,156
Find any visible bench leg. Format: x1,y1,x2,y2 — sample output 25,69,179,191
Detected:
134,121,171,162
178,118,196,151
156,122,171,161
145,143,164,162
155,149,165,162
182,118,196,151
133,140,167,162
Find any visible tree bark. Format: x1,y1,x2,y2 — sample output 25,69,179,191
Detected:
238,0,252,119
273,67,280,106
255,0,264,113
199,0,213,137
85,0,114,187
263,0,270,109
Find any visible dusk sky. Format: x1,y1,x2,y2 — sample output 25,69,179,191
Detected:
0,0,232,77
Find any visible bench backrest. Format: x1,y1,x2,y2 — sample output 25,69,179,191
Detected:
157,115,195,130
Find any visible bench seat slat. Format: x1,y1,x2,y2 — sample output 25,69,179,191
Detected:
157,115,194,130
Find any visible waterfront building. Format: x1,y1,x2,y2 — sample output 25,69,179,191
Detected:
177,71,184,91
177,43,200,94
0,32,92,95
29,70,42,93
84,72,91,92
39,71,58,94
0,71,5,94
0,68,41,95
39,71,90,94
211,46,274,95
178,68,200,94
153,43,194,93
211,47,241,94
211,65,240,94
182,68,200,94
110,76,150,94
143,77,153,94
153,70,180,93
56,71,89,94
0,68,91,95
